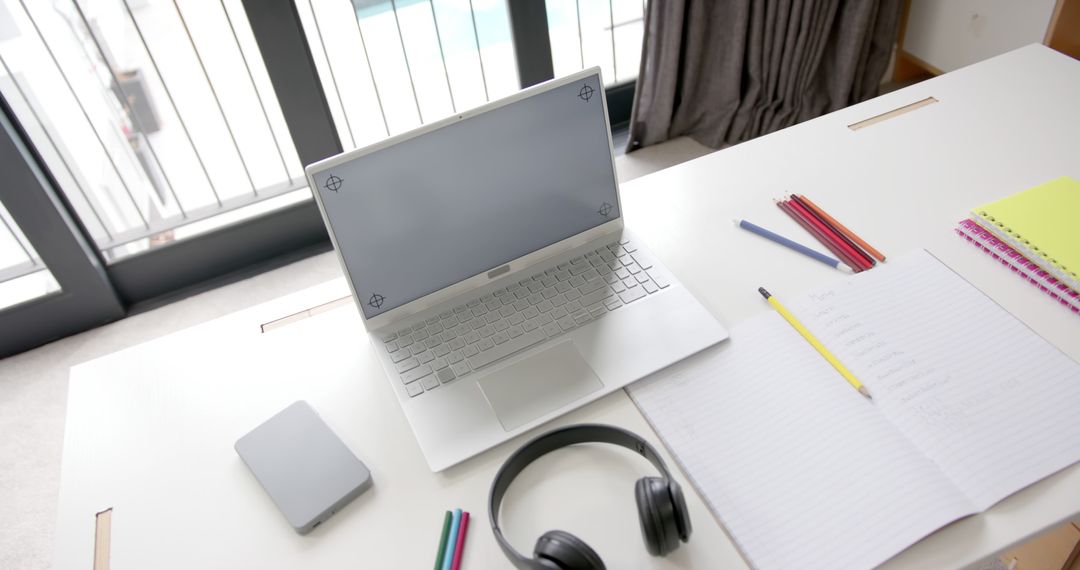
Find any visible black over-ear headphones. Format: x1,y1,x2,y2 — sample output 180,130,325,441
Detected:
489,424,692,569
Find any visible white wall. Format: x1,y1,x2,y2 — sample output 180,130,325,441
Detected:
904,0,1057,72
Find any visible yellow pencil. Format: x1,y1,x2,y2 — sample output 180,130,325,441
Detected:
758,287,872,400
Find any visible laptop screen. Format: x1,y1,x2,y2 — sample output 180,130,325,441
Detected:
311,72,618,320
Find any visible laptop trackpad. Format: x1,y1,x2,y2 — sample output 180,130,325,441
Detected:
478,341,603,431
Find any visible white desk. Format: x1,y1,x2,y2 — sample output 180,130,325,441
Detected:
55,45,1080,569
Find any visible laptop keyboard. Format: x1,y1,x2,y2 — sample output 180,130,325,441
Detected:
378,238,670,397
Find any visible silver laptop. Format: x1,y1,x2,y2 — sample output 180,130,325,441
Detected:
306,68,728,471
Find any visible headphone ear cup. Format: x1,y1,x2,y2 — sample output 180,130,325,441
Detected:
534,529,605,570
667,479,692,542
635,477,681,556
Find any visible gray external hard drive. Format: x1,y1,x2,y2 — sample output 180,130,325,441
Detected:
235,401,372,534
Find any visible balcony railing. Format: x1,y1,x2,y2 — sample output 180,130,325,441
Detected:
0,0,304,262
301,0,645,148
0,0,645,304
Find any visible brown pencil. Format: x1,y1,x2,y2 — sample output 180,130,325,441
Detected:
796,194,886,262
788,195,875,269
775,200,864,273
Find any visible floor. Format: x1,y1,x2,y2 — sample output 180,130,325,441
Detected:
0,136,714,570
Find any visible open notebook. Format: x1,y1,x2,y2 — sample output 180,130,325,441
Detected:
628,250,1080,570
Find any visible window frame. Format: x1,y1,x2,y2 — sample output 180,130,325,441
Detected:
0,93,124,357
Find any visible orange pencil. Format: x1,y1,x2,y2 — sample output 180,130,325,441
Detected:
797,195,886,262
776,200,865,272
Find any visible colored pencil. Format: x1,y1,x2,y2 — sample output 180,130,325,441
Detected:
442,509,462,570
797,194,886,262
789,194,876,269
759,287,872,400
786,196,873,270
776,200,864,273
434,511,452,570
450,511,470,570
735,219,853,272
785,198,873,271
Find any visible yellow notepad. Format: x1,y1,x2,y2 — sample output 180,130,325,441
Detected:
974,176,1080,284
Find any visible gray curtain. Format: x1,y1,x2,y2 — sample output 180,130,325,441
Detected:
627,0,903,151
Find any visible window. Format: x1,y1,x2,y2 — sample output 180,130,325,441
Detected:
300,0,645,148
0,0,646,354
299,0,520,149
547,0,645,85
0,0,303,262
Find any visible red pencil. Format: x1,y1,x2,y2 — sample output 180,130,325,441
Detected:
450,511,470,570
776,200,864,272
789,194,876,269
796,194,886,262
785,198,873,271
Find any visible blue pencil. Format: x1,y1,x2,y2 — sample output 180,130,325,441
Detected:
735,219,853,272
442,509,462,570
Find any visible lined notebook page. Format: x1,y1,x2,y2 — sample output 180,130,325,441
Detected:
628,312,976,570
788,250,1080,509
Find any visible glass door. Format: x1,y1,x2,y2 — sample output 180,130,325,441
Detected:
0,201,61,310
0,93,123,357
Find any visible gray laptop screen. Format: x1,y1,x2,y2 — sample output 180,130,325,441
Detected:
311,73,619,319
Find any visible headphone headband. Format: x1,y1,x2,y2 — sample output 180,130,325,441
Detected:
489,424,673,567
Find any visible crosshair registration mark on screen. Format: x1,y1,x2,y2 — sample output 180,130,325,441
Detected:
578,84,594,102
324,174,344,193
